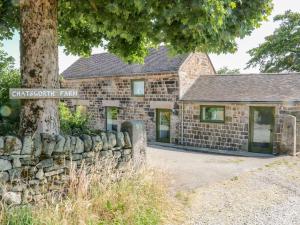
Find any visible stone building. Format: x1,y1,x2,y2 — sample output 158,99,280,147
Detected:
180,74,300,155
62,46,215,144
62,46,300,155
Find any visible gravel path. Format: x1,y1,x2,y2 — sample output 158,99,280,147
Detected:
186,157,300,225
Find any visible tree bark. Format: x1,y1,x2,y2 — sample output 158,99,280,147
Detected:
19,0,59,136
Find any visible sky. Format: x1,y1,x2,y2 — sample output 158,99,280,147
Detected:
3,0,300,74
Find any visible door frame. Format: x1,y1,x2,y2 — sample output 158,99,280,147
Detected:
249,106,275,154
156,108,171,143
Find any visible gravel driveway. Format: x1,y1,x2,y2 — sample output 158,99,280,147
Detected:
147,145,300,225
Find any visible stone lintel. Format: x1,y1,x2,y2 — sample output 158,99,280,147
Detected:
71,99,90,106
102,100,120,107
150,101,174,109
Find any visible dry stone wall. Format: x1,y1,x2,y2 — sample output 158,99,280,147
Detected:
0,130,134,205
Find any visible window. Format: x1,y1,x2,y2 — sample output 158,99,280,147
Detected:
131,80,145,96
106,107,119,131
200,106,225,123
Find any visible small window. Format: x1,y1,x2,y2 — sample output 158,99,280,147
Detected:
200,106,225,123
131,80,145,96
106,107,119,131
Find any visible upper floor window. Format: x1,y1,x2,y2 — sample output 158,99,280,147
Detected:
131,80,145,96
200,106,225,123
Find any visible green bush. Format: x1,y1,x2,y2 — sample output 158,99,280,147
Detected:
0,70,21,136
59,102,90,135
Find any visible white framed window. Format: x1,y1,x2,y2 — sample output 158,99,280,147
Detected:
131,80,145,96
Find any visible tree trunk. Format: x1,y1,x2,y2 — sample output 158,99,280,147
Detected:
19,0,59,136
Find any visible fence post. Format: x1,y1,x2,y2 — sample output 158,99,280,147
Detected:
281,115,297,156
121,120,146,168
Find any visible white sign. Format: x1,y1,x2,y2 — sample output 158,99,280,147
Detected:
9,88,79,99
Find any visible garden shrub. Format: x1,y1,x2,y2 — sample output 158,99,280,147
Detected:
59,102,90,135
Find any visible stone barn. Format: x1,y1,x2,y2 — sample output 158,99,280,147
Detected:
62,46,300,155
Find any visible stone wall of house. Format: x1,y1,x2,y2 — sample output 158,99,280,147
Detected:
178,53,215,98
0,120,146,205
63,73,181,143
180,103,249,151
180,102,300,154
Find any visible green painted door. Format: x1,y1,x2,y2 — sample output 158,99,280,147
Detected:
249,107,275,154
156,109,171,143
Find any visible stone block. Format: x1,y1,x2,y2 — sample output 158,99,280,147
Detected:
70,136,77,152
0,136,4,153
44,169,64,177
8,168,22,181
74,137,84,153
63,136,71,153
11,184,27,192
113,151,122,158
123,149,132,155
100,150,113,158
92,135,103,151
0,158,12,171
123,132,132,148
21,135,33,155
100,133,109,151
12,157,22,168
35,169,44,180
33,133,42,158
116,132,125,148
0,172,9,182
3,136,22,155
28,179,40,186
69,154,82,161
81,134,93,152
107,132,116,149
37,159,54,169
41,133,56,157
82,151,95,158
3,192,22,205
54,135,66,153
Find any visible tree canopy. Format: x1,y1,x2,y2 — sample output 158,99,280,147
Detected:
217,66,240,75
246,11,300,73
1,0,273,62
0,42,15,73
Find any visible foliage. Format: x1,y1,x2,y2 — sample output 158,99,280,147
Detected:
0,44,21,135
1,163,182,225
0,0,273,62
59,102,89,135
217,66,240,74
246,11,300,73
2,206,35,225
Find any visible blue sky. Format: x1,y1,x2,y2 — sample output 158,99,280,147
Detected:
3,0,300,73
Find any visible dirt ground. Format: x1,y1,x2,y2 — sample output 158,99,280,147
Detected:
147,145,300,225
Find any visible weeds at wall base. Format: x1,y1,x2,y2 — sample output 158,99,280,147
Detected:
0,159,183,225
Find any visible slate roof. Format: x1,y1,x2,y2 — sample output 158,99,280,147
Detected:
62,46,189,79
181,73,300,102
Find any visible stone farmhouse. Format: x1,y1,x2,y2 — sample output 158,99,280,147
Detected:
62,46,300,155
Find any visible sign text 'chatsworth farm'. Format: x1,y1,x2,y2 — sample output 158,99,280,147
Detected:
9,88,79,99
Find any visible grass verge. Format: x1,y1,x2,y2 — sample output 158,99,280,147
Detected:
0,160,183,225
